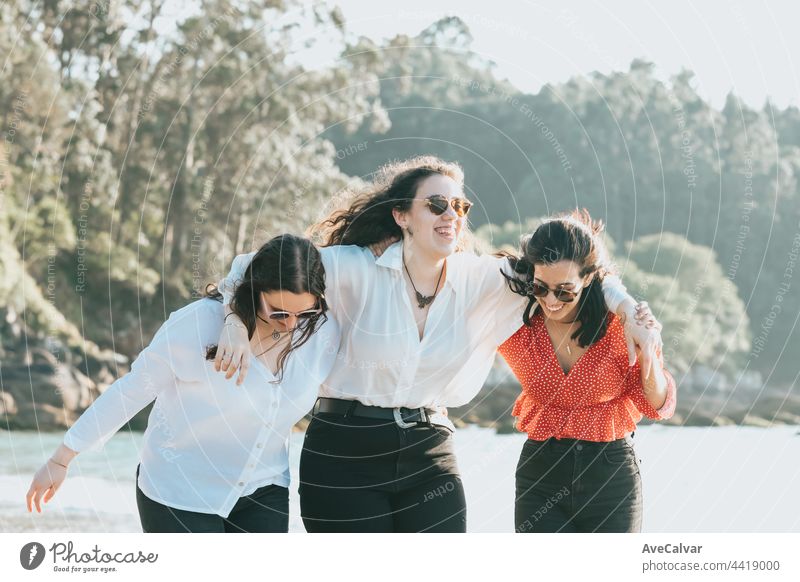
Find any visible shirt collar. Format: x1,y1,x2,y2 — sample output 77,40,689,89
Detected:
374,241,404,271
374,241,456,292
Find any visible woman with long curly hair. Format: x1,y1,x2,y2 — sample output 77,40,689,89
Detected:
214,157,661,532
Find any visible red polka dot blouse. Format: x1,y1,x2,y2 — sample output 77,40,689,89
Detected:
498,311,677,442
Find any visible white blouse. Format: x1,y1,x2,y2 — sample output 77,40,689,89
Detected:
218,243,630,411
62,298,340,518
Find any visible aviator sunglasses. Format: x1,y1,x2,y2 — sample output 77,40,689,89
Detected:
424,195,473,217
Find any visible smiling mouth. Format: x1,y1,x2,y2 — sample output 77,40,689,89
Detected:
543,303,564,312
434,226,456,240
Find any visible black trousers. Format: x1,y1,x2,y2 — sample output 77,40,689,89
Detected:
135,465,289,533
299,412,467,532
514,436,643,533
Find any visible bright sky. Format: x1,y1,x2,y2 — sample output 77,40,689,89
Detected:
148,0,800,110
321,0,800,109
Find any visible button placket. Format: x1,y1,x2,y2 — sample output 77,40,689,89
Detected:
239,420,273,489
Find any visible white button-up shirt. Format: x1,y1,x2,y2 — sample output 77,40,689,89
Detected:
62,298,340,518
219,243,629,412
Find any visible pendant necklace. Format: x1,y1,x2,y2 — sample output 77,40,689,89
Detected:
256,314,294,341
403,257,445,309
547,316,577,355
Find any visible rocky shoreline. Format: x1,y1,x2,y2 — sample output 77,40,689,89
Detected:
0,345,147,432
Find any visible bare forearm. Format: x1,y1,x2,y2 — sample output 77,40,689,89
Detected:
641,363,668,409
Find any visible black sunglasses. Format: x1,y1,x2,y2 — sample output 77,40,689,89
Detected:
528,281,583,303
424,195,473,217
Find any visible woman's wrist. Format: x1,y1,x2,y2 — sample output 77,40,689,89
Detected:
51,443,78,468
616,298,637,322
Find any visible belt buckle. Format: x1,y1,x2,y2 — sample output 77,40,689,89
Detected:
393,407,419,428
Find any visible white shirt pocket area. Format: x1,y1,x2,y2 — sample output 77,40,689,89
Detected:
62,298,340,517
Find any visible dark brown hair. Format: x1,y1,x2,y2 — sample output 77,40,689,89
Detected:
310,155,475,251
204,234,327,381
502,209,616,347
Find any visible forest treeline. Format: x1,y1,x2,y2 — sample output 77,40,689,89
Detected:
2,2,797,429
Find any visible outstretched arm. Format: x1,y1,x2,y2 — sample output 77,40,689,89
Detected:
25,342,172,513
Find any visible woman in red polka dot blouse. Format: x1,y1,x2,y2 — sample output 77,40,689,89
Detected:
499,209,677,533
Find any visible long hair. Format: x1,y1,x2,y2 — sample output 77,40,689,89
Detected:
204,234,328,382
502,209,616,347
310,155,476,251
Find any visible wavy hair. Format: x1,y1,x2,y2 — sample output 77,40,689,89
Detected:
204,234,328,382
310,155,476,251
502,209,617,347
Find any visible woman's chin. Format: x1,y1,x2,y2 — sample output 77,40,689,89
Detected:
421,238,457,259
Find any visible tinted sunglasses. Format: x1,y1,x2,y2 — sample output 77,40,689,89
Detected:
259,296,323,321
424,195,473,217
264,308,322,321
528,281,582,303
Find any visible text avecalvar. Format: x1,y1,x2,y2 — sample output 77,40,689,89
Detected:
642,543,703,554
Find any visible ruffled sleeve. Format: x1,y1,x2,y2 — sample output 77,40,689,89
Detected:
622,359,677,420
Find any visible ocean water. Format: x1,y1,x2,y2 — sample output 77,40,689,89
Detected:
2,425,799,533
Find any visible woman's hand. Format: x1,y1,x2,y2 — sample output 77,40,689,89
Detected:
214,316,252,385
633,301,662,331
26,444,76,513
620,301,664,379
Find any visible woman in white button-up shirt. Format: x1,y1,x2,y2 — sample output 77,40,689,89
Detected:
215,157,661,533
25,234,340,532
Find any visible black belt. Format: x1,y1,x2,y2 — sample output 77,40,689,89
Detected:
312,397,439,428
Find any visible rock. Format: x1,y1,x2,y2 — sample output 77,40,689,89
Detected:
0,391,17,416
3,402,74,431
0,344,121,431
741,414,774,428
29,347,60,368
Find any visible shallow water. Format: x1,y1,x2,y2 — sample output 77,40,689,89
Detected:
2,425,799,532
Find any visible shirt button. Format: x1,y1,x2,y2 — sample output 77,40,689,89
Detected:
256,443,263,448
576,444,583,451
238,482,244,486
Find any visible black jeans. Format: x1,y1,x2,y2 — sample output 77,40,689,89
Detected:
299,412,467,532
135,465,289,533
514,436,643,533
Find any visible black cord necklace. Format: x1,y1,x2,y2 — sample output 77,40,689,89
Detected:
403,256,445,309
